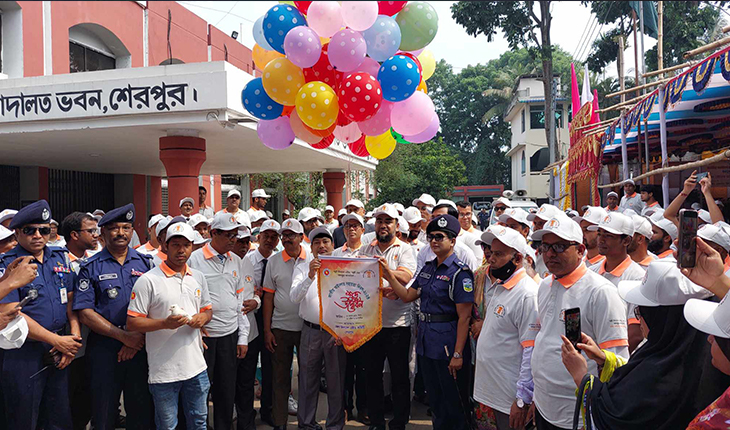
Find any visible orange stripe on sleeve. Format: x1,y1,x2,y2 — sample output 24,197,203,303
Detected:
598,338,629,349
127,310,147,318
263,288,275,294
628,318,640,325
200,304,213,312
520,340,535,348
396,266,413,277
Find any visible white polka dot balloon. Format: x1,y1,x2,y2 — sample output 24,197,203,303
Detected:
328,29,367,72
284,26,322,68
340,1,379,32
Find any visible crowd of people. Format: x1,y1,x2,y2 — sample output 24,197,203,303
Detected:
0,171,729,430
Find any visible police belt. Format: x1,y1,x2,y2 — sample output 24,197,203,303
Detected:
419,313,458,323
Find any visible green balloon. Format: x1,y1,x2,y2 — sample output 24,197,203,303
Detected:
396,2,439,51
391,128,411,144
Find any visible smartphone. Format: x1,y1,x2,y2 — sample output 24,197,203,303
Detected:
678,209,698,268
564,307,581,348
696,172,709,183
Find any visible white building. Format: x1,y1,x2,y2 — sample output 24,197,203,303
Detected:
504,75,570,204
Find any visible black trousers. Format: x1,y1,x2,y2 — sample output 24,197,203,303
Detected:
535,407,570,430
203,331,239,430
235,329,266,430
361,327,411,430
418,352,472,430
344,348,367,415
69,354,93,430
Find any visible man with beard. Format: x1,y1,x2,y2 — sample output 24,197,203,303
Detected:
247,189,271,219
619,179,644,214
403,207,426,254
604,191,621,212
628,215,656,268
648,215,678,260
73,204,155,430
640,184,663,217
574,207,607,269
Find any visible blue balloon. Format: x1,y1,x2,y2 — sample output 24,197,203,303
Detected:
242,77,284,120
377,55,421,102
253,16,274,51
262,5,307,55
362,15,402,62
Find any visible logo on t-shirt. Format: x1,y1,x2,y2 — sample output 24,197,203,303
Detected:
494,304,506,317
195,288,201,298
131,292,136,300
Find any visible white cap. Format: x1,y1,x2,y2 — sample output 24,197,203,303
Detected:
345,199,365,209
193,231,211,245
279,218,304,235
588,212,635,236
523,243,537,261
531,213,583,243
260,219,281,234
155,216,173,237
252,189,271,198
631,215,653,240
567,210,579,218
435,199,457,209
308,226,333,242
298,207,319,222
372,203,399,219
394,203,405,214
92,209,106,216
622,208,638,217
227,189,242,198
397,217,409,234
250,210,269,223
233,211,251,229
341,213,364,227
367,217,375,225
527,204,560,222
619,260,711,307
314,209,325,222
0,225,13,241
649,216,678,241
624,178,635,186
698,223,730,252
179,197,195,208
237,226,251,240
166,222,196,243
325,205,335,213
211,212,244,231
266,211,273,218
188,213,210,228
607,191,619,198
699,209,712,224
403,207,425,225
498,208,529,226
412,193,437,207
574,206,608,226
493,197,512,208
0,209,17,225
283,209,291,215
338,208,347,217
684,294,730,338
148,214,165,229
365,211,373,218
476,225,527,256
0,315,28,350
643,206,664,217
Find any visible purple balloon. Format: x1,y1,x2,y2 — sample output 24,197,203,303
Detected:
257,116,295,150
357,57,381,78
358,100,393,136
284,26,322,68
403,113,439,143
328,29,367,72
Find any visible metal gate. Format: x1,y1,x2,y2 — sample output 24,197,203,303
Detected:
0,165,20,210
48,169,115,221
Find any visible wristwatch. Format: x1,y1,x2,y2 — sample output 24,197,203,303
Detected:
452,351,462,359
516,398,525,408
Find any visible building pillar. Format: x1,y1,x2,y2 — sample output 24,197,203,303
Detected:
323,171,346,215
133,175,147,241
38,167,49,201
159,133,206,216
150,176,162,215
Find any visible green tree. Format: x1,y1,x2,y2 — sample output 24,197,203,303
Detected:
249,172,325,216
371,138,467,208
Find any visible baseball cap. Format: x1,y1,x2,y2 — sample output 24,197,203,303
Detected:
165,222,195,243
148,214,165,229
372,203,399,219
252,189,271,198
624,179,635,186
283,209,291,215
0,209,17,225
607,191,619,198
531,213,583,243
345,199,365,209
237,227,251,240
193,231,211,245
631,215,653,240
365,211,373,218
279,218,304,235
341,213,364,227
698,223,730,252
250,210,269,223
699,209,712,224
179,197,195,208
435,199,457,210
227,189,242,199
403,207,425,225
412,193,437,207
308,226,333,242
476,225,527,256
619,260,711,306
314,209,325,223
649,216,678,241
574,206,608,226
0,225,13,241
260,220,281,234
566,210,579,218
338,208,347,217
493,197,512,208
210,211,244,231
498,208,529,226
325,205,335,213
188,213,210,228
233,211,251,229
298,207,319,222
527,204,560,222
684,294,730,338
397,217,409,234
587,212,635,236
155,216,173,237
394,203,405,214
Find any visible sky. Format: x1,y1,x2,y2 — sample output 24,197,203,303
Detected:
178,1,658,80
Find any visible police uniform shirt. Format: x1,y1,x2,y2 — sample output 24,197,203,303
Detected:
0,245,75,333
590,256,645,325
360,238,417,328
127,262,212,384
531,263,629,429
72,247,152,328
68,252,91,358
187,244,250,342
416,240,479,275
473,269,540,415
619,192,644,214
262,247,310,332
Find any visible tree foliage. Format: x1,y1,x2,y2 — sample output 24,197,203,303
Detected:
249,172,325,215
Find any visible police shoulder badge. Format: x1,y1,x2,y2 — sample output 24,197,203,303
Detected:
462,277,473,292
437,217,447,228
78,279,90,292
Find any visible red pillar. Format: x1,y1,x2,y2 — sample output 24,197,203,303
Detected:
38,167,49,201
150,176,162,215
323,171,346,215
133,175,147,241
213,174,222,211
159,136,206,216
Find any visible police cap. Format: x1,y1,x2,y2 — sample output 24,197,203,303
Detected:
426,214,460,237
98,204,135,227
9,200,52,229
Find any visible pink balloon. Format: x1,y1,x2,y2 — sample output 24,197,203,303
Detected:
307,1,344,38
328,29,367,72
403,113,439,143
284,26,322,68
390,91,435,136
358,100,393,136
357,57,381,78
257,116,295,150
341,1,379,31
290,111,322,144
333,122,362,143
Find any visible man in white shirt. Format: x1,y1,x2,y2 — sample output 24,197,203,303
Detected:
126,222,213,429
640,184,662,217
323,205,339,232
530,213,629,430
179,197,196,221
619,180,644,214
218,189,245,218
187,212,251,430
456,201,478,234
412,194,436,244
574,206,607,269
198,186,215,219
188,214,211,240
297,207,321,252
290,227,346,430
262,219,309,430
527,204,561,278
247,189,271,219
605,191,621,212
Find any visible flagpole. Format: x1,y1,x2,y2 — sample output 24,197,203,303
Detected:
658,85,669,207
639,1,646,84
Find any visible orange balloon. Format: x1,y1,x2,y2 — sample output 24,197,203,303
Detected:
417,79,428,94
290,111,322,144
252,44,284,70
281,105,295,117
303,120,336,137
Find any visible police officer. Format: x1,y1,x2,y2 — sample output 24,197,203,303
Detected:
381,214,474,430
73,204,155,430
0,199,83,430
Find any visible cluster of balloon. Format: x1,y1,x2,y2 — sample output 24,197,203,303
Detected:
242,1,439,158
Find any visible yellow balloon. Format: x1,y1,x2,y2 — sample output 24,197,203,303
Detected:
252,44,284,70
278,0,295,5
418,50,436,81
262,58,305,106
365,131,396,160
294,81,339,130
417,79,428,94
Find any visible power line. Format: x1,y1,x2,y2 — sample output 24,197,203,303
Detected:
214,1,240,26
578,1,618,64
572,13,597,60
178,1,255,24
575,15,600,63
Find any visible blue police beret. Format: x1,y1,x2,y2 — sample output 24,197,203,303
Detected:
426,214,460,237
9,200,52,229
98,204,135,227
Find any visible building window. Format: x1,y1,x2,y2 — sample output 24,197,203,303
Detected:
521,151,526,175
521,108,525,133
530,105,564,129
69,41,115,73
530,148,550,172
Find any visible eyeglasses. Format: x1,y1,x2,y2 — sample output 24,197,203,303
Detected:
427,233,449,242
228,195,240,200
538,242,578,254
77,228,100,235
22,226,51,236
344,223,362,230
218,230,238,240
458,212,472,218
634,306,641,320
493,206,507,212
281,232,299,240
